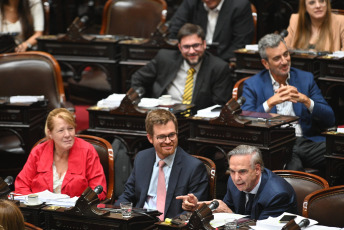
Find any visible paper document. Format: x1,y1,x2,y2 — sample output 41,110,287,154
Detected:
10,95,44,103
195,105,221,118
210,213,247,228
14,190,78,207
251,212,317,230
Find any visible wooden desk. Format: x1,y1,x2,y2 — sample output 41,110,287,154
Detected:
19,202,46,228
188,112,297,170
323,131,344,186
234,49,320,81
86,104,193,161
42,206,157,230
37,34,122,93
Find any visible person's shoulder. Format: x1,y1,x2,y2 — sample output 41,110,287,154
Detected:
31,139,52,155
155,49,181,60
203,52,228,66
331,12,344,23
290,67,313,79
135,147,155,159
246,69,269,82
264,168,294,191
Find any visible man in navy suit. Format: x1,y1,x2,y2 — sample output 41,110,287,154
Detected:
168,0,254,61
177,145,297,220
242,34,335,171
131,23,232,111
115,109,208,220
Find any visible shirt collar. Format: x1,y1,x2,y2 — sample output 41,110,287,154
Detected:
155,150,176,168
203,0,224,12
269,71,290,87
182,60,202,74
245,173,262,195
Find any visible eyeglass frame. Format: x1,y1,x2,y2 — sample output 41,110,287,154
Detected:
180,43,204,51
155,132,178,143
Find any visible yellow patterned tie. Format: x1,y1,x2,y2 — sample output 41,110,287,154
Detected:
182,68,195,104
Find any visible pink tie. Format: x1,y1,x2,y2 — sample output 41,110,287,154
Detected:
156,160,166,221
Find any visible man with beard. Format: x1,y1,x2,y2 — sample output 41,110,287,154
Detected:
115,109,208,220
131,23,232,110
242,34,335,172
177,145,297,220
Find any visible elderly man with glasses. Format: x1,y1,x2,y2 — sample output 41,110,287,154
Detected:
131,23,232,111
115,109,209,220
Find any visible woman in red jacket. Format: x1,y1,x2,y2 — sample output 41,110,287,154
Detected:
15,108,107,200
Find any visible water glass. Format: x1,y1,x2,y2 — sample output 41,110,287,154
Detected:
224,218,237,230
120,202,133,218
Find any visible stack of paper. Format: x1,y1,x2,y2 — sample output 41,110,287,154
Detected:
14,190,78,207
9,95,44,103
97,94,126,108
194,105,221,118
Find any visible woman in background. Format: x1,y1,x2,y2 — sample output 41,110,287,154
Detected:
285,0,344,52
0,0,44,52
15,108,107,200
0,199,25,230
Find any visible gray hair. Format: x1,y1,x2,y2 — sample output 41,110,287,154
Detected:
258,34,286,60
227,145,264,170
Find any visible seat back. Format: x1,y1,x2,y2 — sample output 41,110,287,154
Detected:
303,185,344,227
232,76,251,101
0,51,66,111
192,155,216,200
34,134,115,202
332,9,344,15
251,4,257,44
100,0,167,38
273,170,329,215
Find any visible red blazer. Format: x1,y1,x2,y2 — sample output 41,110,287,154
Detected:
15,137,107,200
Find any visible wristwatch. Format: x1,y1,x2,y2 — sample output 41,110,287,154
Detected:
26,41,32,49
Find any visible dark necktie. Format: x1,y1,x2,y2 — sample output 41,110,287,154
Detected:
245,193,255,215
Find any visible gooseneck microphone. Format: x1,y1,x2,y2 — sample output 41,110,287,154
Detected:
4,176,14,186
298,219,310,228
208,200,219,211
237,96,246,106
93,185,103,195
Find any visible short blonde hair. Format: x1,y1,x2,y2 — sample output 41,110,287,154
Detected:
45,108,76,138
145,109,178,136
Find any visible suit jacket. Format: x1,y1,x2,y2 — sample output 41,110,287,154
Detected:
242,67,335,142
168,0,254,60
285,13,344,51
131,49,232,110
223,168,297,220
115,147,209,219
15,137,107,200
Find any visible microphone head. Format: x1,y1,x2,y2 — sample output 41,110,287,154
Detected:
80,15,89,24
237,96,246,106
208,200,219,211
93,185,103,195
135,87,145,97
280,29,289,38
298,219,310,228
4,176,14,186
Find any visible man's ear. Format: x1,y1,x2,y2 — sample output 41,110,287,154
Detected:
261,58,270,70
178,43,182,53
147,134,153,144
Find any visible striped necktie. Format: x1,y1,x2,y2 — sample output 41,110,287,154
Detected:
182,68,196,104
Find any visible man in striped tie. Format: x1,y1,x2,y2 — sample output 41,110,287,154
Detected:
131,23,232,111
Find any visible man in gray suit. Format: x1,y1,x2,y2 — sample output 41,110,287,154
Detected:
168,0,254,61
131,23,232,110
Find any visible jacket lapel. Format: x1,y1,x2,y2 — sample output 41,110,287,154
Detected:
138,150,155,207
261,71,277,113
61,141,83,190
37,140,54,191
164,147,182,214
192,53,209,103
289,72,302,116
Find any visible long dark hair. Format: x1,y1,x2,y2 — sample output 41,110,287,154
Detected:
0,0,34,40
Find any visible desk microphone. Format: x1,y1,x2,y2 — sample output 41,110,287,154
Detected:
237,96,246,106
280,29,289,38
208,200,219,211
93,185,103,195
298,219,310,228
135,87,145,98
4,176,13,186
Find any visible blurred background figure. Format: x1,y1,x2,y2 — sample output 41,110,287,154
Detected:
0,199,25,230
285,0,344,52
0,0,44,52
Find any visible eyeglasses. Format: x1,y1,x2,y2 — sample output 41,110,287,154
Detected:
156,132,178,143
181,43,203,51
